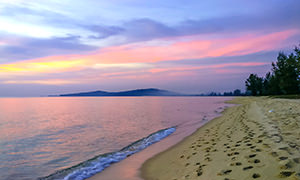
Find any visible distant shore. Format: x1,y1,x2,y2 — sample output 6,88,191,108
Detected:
141,97,300,180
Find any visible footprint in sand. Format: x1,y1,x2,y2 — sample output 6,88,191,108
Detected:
252,173,261,178
256,139,263,143
278,156,288,161
278,147,293,154
204,157,212,162
254,159,260,163
195,164,206,176
248,159,260,164
279,160,293,169
270,151,278,157
246,154,257,158
196,168,203,176
278,171,295,178
204,147,211,152
217,169,232,175
243,166,254,170
262,143,270,148
244,140,251,143
288,142,297,148
230,162,242,166
258,134,265,138
293,157,300,163
227,153,233,157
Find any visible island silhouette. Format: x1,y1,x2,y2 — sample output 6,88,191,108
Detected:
56,88,185,97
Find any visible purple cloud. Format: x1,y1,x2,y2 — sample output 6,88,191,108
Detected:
0,35,97,63
85,2,300,43
87,25,124,39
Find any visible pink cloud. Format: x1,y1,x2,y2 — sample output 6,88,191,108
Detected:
84,29,298,64
2,29,297,69
149,62,268,74
0,29,298,85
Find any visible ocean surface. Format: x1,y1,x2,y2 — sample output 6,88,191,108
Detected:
0,97,232,180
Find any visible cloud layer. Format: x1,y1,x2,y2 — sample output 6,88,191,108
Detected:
0,0,299,96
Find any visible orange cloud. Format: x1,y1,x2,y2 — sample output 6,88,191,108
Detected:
3,79,78,85
0,29,297,79
0,60,84,74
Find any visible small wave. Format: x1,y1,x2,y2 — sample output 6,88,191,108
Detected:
39,127,176,180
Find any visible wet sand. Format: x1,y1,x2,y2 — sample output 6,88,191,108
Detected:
142,97,300,180
87,97,231,180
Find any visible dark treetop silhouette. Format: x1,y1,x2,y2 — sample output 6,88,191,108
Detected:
245,45,300,96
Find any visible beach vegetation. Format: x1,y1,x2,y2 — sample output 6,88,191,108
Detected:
245,45,300,96
233,89,242,96
245,74,263,96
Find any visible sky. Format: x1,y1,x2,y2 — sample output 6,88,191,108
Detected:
0,0,300,96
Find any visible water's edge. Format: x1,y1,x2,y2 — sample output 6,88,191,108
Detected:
85,99,233,180
39,127,176,180
139,99,235,179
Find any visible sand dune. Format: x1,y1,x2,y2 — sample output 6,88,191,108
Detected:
141,97,300,180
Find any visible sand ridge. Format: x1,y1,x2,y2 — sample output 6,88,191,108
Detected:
141,97,300,180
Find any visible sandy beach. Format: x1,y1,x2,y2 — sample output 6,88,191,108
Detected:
141,97,300,180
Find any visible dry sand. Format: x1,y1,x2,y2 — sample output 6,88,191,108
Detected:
141,97,300,180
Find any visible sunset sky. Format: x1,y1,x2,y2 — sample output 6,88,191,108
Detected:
0,0,300,96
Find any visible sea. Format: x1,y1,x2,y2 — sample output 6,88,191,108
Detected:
0,97,232,180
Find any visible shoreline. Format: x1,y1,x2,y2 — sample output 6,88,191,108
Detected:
87,97,232,180
141,97,300,180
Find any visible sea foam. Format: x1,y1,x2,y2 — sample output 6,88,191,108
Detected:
40,127,176,180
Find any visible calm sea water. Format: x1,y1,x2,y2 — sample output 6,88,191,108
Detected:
0,97,231,180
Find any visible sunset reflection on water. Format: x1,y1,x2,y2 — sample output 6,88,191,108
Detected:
0,97,230,180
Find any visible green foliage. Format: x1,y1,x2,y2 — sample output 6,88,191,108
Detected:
245,45,300,96
272,52,300,94
233,89,241,96
245,74,263,96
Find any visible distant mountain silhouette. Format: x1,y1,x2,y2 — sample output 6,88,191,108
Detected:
58,88,185,97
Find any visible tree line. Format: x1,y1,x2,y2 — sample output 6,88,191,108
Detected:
245,45,300,96
199,89,243,96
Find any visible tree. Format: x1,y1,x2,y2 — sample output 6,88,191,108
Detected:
293,45,300,91
223,91,233,96
245,74,263,96
263,72,280,95
233,89,241,96
272,51,300,94
245,44,300,96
